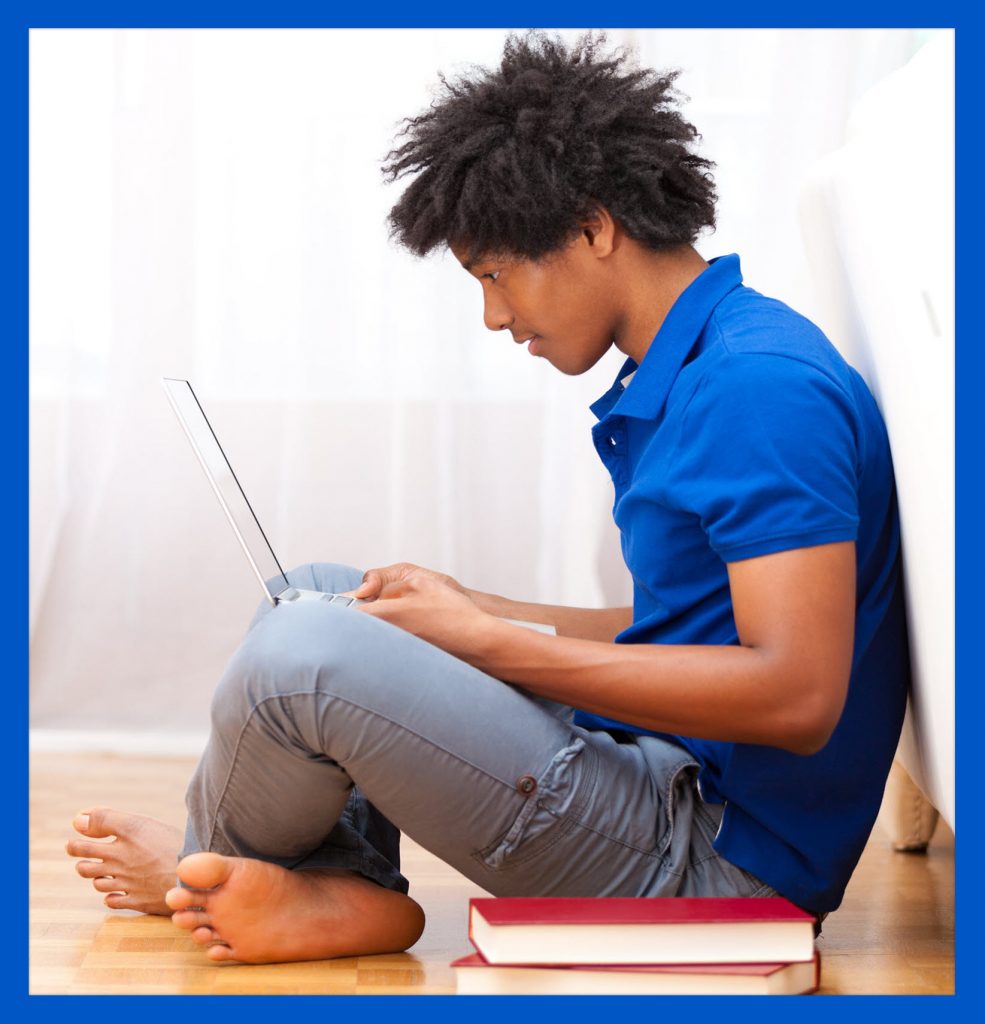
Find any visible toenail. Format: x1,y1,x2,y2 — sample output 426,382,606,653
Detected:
74,814,90,831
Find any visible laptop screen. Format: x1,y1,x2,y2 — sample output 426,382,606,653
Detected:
162,378,290,603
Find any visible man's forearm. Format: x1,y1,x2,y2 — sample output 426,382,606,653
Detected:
469,621,831,756
465,590,632,643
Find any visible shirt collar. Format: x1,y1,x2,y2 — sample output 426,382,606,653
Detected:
590,254,744,422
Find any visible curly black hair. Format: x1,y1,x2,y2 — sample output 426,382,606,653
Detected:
382,31,717,265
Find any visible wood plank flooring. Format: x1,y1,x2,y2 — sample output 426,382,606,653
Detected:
30,752,954,995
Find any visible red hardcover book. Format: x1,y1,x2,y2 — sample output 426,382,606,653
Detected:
451,950,821,996
468,897,816,966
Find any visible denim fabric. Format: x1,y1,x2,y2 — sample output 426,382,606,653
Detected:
181,562,781,908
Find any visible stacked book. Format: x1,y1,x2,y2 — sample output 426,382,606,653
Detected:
452,896,820,995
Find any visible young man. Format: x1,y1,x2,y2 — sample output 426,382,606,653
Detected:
67,32,908,965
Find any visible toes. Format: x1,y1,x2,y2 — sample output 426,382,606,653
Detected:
171,909,212,931
66,837,113,858
165,885,208,912
176,851,236,890
206,943,235,962
74,858,108,879
93,877,125,893
104,892,140,911
74,807,122,839
191,926,220,946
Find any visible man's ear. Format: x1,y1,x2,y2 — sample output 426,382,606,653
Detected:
579,205,617,258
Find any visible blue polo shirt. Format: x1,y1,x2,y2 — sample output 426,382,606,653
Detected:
575,254,908,913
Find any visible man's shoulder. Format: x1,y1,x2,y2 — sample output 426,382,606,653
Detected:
696,286,854,392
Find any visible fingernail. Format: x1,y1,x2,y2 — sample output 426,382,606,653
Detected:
74,813,90,832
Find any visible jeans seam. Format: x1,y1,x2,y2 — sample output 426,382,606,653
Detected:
473,813,583,871
564,754,697,863
206,685,556,850
559,814,665,860
205,700,263,851
565,740,668,858
655,757,700,860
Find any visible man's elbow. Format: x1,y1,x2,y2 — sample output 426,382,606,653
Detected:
777,680,849,756
785,723,835,757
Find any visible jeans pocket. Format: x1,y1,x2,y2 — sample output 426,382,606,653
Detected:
474,736,595,871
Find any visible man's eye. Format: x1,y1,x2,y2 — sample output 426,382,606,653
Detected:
482,271,501,282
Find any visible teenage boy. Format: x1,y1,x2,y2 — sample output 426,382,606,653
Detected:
67,32,907,965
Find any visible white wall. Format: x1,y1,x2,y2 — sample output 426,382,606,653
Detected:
29,28,926,740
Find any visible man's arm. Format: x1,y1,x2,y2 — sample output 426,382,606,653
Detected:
359,542,855,756
465,590,633,642
347,562,631,642
469,542,856,755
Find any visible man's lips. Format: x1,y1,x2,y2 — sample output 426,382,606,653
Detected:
514,334,542,354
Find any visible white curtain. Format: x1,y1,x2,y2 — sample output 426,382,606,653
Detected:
30,28,926,737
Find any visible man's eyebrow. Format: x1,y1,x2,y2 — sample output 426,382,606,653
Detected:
459,252,497,273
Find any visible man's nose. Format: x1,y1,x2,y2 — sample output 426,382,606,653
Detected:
483,292,513,333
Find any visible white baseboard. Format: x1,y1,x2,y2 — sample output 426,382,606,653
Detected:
30,729,209,757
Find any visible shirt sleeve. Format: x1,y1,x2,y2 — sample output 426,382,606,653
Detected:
669,352,861,562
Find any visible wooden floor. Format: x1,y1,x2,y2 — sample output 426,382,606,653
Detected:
30,752,954,995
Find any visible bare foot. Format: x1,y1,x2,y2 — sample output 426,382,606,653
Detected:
66,807,183,915
165,851,426,964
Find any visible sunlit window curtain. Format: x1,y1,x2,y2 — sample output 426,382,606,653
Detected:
30,28,924,736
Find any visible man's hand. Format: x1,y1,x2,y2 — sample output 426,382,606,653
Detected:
353,571,501,660
343,562,469,602
346,562,631,643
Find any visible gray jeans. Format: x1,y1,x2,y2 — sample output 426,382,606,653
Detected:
181,562,776,902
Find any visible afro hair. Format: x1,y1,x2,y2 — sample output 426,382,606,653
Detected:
382,30,717,265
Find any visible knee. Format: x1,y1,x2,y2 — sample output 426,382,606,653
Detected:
283,562,364,595
248,562,364,632
213,600,375,726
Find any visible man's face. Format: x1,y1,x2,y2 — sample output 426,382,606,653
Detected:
451,236,618,376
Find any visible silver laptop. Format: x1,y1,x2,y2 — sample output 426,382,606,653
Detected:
161,378,556,632
162,377,358,608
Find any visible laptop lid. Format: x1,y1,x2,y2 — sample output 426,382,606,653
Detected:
161,377,289,606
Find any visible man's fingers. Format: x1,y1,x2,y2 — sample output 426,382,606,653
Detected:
378,578,418,600
355,593,408,619
356,564,413,596
350,570,386,599
346,563,437,601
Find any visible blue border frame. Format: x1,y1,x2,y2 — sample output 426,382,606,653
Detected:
12,1,975,1020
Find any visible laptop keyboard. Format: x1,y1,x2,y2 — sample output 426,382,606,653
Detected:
323,593,355,607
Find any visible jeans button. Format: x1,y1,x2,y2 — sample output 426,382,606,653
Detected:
517,775,537,795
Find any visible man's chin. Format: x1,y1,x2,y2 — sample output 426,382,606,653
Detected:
548,350,608,377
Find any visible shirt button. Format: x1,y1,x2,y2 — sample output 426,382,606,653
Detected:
517,775,537,795
608,437,617,447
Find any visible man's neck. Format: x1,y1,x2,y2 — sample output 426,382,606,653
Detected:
611,244,710,366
